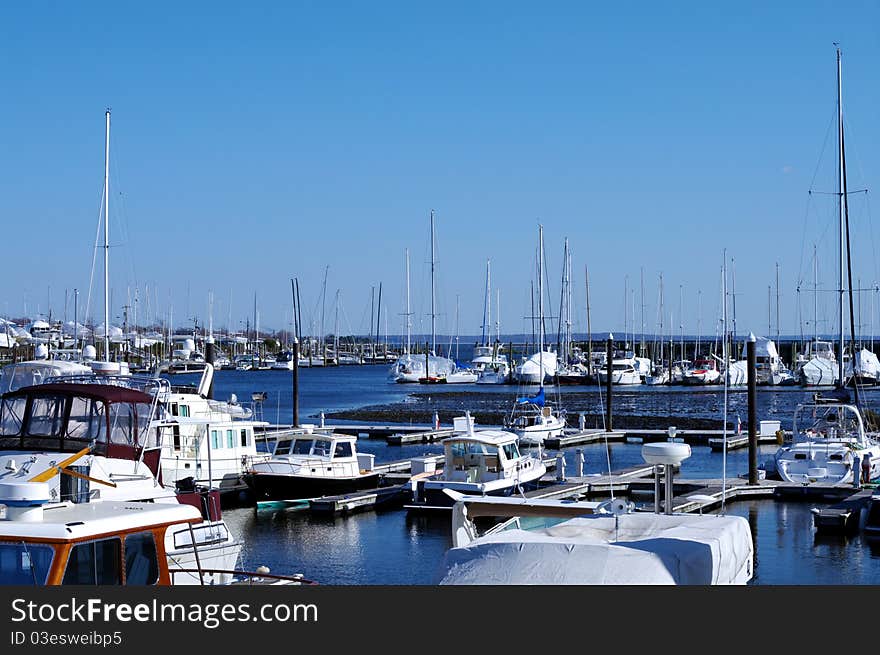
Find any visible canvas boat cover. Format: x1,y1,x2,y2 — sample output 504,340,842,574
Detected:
438,512,753,585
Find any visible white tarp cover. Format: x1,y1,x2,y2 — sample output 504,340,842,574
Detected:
740,336,778,359
438,513,753,585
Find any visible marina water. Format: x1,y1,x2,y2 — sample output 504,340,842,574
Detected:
170,363,880,585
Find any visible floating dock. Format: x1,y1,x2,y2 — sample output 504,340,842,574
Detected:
810,487,875,534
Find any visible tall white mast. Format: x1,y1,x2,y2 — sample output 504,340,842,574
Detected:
538,224,545,389
430,209,436,354
495,289,501,342
482,259,491,346
103,109,111,361
405,249,412,354
837,46,846,384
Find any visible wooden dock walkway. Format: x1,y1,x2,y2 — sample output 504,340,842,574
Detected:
810,487,874,534
386,428,454,445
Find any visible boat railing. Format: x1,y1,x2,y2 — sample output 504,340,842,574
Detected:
173,568,317,585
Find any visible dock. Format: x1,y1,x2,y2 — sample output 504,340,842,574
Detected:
386,428,454,445
810,487,874,534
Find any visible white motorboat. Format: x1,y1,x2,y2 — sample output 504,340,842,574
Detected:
437,442,753,585
472,344,510,384
407,415,547,511
156,364,271,505
772,396,880,485
596,354,642,385
683,358,722,385
389,352,455,383
796,340,839,386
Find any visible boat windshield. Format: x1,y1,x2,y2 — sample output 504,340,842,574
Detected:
0,541,55,585
501,442,520,461
794,404,865,442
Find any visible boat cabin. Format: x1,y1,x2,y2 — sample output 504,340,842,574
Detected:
440,432,528,484
794,402,869,445
0,481,201,585
269,432,374,476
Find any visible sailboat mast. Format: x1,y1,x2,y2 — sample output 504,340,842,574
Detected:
776,262,781,342
430,209,436,354
103,109,111,362
585,266,592,375
482,259,490,345
538,225,544,389
813,245,818,343
836,46,846,385
405,249,411,355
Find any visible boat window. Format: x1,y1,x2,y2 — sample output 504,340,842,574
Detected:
0,541,54,585
62,538,122,585
66,397,103,442
211,430,221,449
313,440,332,457
502,443,520,461
107,403,136,445
123,532,159,585
333,441,353,458
170,403,178,417
291,439,314,455
450,442,467,459
179,406,190,418
227,430,234,448
0,396,26,438
274,439,291,455
26,397,66,437
136,403,155,448
172,425,181,450
240,429,248,447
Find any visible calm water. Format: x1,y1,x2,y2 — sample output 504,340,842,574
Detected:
170,363,880,585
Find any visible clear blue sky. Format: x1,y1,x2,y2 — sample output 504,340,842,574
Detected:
2,2,879,343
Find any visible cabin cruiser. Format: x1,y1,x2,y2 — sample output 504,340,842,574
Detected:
796,340,839,386
156,365,271,506
244,430,381,503
596,357,642,385
0,373,243,584
503,388,566,446
407,417,547,511
271,350,294,370
437,442,753,584
683,358,722,385
471,343,510,384
772,394,880,485
747,337,795,386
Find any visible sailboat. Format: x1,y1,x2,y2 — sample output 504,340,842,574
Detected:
473,260,510,384
389,212,457,383
773,48,880,485
505,225,566,446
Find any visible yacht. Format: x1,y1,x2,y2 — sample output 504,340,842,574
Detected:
683,358,722,385
0,374,243,584
437,442,753,585
407,417,547,511
772,395,880,485
244,429,381,504
596,354,642,385
513,348,557,384
156,364,272,506
389,352,455,383
796,340,838,386
471,343,510,385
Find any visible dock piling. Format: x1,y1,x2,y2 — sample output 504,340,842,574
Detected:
605,334,613,431
747,333,757,485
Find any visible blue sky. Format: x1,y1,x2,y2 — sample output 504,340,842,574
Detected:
2,2,879,343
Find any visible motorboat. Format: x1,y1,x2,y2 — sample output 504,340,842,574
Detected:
244,429,381,504
772,395,880,486
271,350,294,370
0,479,314,586
156,364,272,506
796,340,839,386
0,374,243,584
471,343,510,384
683,358,722,385
407,415,547,511
596,356,642,385
437,442,754,585
746,336,794,385
389,352,455,383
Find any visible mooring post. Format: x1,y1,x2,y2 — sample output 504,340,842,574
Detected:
575,448,584,477
605,333,613,431
747,332,758,485
556,453,566,481
292,337,300,428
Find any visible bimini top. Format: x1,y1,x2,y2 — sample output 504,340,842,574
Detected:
442,430,519,447
5,383,153,405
